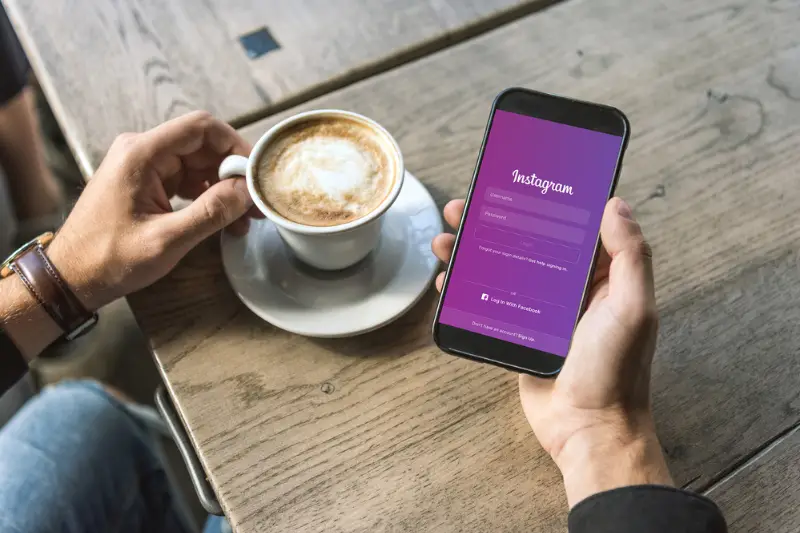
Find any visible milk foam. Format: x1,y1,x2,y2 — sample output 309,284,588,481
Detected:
282,137,377,210
256,117,395,227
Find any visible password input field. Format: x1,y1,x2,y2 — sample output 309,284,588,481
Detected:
478,206,586,244
474,225,581,263
485,187,590,225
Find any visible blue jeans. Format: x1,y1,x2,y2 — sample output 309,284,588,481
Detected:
0,380,226,533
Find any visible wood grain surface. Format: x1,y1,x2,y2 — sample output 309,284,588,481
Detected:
2,0,547,176
125,0,800,530
708,425,800,532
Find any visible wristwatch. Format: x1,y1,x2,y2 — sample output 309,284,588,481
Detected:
1,232,98,342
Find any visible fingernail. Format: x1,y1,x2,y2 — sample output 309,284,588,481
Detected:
616,198,634,219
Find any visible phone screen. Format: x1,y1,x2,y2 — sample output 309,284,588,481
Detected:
438,109,625,357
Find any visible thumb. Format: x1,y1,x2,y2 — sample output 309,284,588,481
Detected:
164,177,253,251
600,197,656,324
519,373,554,408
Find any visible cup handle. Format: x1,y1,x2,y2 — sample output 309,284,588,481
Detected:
218,155,249,180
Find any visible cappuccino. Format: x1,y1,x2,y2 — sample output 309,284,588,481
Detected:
256,116,397,227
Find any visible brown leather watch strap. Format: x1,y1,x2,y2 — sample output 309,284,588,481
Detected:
10,244,97,340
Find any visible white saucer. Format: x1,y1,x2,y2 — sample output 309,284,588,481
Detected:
221,171,442,338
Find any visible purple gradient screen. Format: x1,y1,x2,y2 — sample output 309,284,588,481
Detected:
439,110,624,357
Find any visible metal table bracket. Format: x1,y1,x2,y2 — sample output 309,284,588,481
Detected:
155,385,224,516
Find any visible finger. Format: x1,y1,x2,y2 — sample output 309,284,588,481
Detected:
585,279,610,309
141,111,248,158
431,233,456,263
177,178,209,200
600,197,656,321
584,247,612,310
435,272,445,292
518,374,554,417
137,111,250,181
443,199,465,230
164,159,224,200
168,167,219,200
592,244,611,284
181,147,230,171
205,118,251,157
173,166,221,198
162,177,254,251
225,216,251,237
246,204,266,219
155,154,184,197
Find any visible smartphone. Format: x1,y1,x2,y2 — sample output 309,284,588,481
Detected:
432,88,630,376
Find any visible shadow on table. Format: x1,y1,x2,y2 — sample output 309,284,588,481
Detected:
309,287,439,360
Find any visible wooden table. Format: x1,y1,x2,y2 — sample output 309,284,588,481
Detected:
9,0,800,531
3,0,547,176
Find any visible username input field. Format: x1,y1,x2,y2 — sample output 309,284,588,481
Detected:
485,187,590,225
479,206,586,244
474,225,581,263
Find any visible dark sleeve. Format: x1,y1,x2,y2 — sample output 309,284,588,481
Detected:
0,328,29,396
569,485,728,533
0,3,30,104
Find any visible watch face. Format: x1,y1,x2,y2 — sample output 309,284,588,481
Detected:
3,231,96,344
0,232,54,278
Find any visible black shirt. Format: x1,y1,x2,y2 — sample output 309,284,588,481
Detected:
570,485,727,533
1,2,30,104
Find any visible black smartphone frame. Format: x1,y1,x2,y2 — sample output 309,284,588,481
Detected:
432,87,630,377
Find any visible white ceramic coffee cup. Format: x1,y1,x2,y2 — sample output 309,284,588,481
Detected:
219,110,404,270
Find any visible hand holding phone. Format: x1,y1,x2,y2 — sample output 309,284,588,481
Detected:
433,88,631,375
431,197,673,507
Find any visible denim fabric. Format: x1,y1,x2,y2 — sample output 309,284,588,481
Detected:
0,381,195,533
0,373,35,429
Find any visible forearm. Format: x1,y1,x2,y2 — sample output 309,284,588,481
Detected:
0,274,62,361
556,426,673,508
556,423,727,533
